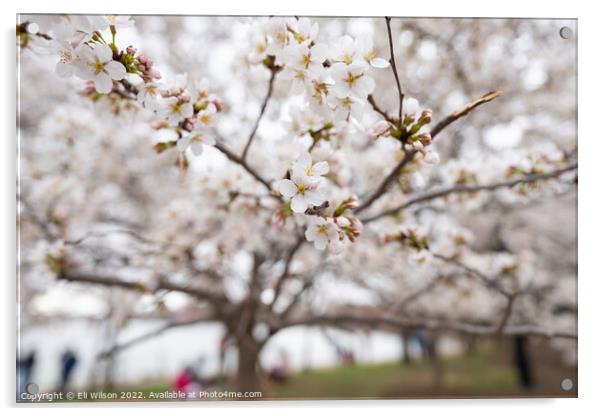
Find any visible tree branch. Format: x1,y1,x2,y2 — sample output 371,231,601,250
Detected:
354,151,416,214
430,90,502,139
270,237,305,309
213,141,278,199
99,316,215,358
58,270,229,306
241,68,278,161
355,91,503,214
281,313,576,340
431,253,511,297
362,163,578,223
367,94,395,124
496,293,517,333
385,17,404,121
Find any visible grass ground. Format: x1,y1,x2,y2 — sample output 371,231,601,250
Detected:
64,340,577,401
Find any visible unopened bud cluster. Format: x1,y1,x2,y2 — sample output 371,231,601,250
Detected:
382,226,430,251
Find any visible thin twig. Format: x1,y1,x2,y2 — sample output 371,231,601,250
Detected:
362,163,577,223
241,68,278,161
58,270,229,305
99,317,212,358
355,150,416,214
281,313,576,339
367,94,395,124
496,293,517,333
385,17,404,121
431,253,511,297
430,91,502,139
213,141,278,199
355,90,504,214
270,237,305,308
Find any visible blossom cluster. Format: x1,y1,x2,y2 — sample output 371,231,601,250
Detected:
26,15,223,163
274,152,361,252
248,18,389,137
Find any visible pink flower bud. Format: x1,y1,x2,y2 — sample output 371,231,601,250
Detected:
211,97,224,112
412,141,424,150
418,109,432,124
126,45,137,55
335,216,351,227
418,132,432,146
138,53,148,64
150,68,161,79
151,120,168,130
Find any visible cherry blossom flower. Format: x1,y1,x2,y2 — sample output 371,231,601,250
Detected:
331,35,362,66
177,129,216,156
305,217,340,251
355,34,390,68
105,15,135,30
136,82,163,110
265,18,290,59
53,42,82,78
282,43,329,75
196,103,217,126
292,151,330,183
161,73,188,97
328,94,365,122
330,62,375,99
275,173,326,213
281,44,329,94
403,97,421,119
189,77,211,102
77,44,126,94
288,17,319,45
161,97,193,125
50,20,91,48
67,15,109,36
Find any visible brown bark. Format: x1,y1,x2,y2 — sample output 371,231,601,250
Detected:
235,336,262,394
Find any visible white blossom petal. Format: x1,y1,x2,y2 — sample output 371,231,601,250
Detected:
190,141,205,156
105,60,126,80
313,234,328,250
304,189,325,206
291,194,308,213
95,44,113,63
312,161,329,176
276,179,297,198
55,61,73,78
370,57,390,68
94,72,113,94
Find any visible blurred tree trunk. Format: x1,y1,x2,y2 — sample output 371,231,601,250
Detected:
235,335,262,394
429,332,444,389
513,335,534,389
399,330,411,365
465,334,478,355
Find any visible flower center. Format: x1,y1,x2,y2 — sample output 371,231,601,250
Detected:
171,102,181,113
318,225,329,234
92,60,106,75
59,51,72,64
302,54,311,68
342,53,355,65
296,183,307,194
294,70,306,81
344,72,361,87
